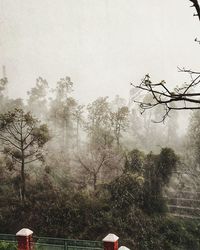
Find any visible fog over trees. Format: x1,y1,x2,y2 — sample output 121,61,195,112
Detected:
0,73,199,248
1,1,200,249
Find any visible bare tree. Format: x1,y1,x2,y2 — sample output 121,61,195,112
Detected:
76,146,123,191
131,1,200,121
132,70,200,122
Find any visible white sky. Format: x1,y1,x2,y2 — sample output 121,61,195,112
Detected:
0,0,200,104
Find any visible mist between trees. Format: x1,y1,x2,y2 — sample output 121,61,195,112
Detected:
0,76,200,249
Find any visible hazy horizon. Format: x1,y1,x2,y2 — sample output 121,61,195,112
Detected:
0,0,199,106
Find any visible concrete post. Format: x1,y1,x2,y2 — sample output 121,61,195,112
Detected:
16,228,33,250
102,233,119,250
119,246,130,250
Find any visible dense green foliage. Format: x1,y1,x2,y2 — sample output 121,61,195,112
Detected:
0,77,199,250
1,144,200,249
0,184,200,249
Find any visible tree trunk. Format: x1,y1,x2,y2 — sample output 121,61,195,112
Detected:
116,135,120,148
21,151,25,203
76,120,79,149
93,173,97,191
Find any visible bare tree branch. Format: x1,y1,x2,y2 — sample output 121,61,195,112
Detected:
190,0,200,21
132,71,200,122
130,1,200,122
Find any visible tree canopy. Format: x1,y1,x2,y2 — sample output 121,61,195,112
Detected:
0,109,50,201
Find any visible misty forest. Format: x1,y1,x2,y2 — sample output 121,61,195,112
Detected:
1,1,200,250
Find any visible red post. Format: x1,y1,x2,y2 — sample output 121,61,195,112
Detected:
16,228,33,250
102,234,119,250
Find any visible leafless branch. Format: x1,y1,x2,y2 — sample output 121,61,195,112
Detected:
132,71,200,122
190,0,200,21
